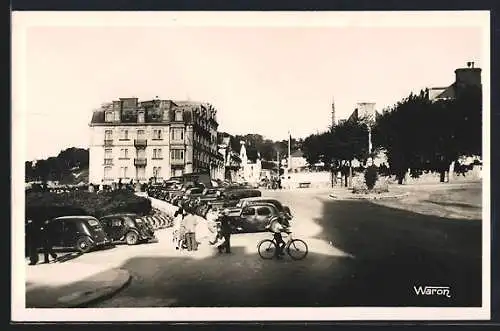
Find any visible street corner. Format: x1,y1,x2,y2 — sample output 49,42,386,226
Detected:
25,262,132,308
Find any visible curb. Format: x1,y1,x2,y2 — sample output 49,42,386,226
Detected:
26,268,132,308
68,269,132,308
328,192,410,200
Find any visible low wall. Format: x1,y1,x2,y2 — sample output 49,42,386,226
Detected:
281,171,332,189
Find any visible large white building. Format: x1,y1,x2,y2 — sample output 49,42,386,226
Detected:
88,97,224,185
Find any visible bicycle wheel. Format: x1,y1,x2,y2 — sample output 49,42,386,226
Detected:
257,239,277,260
287,239,308,260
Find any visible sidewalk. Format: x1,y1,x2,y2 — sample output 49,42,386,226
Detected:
26,261,131,308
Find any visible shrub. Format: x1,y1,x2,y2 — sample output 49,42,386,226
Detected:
364,165,379,190
26,190,152,221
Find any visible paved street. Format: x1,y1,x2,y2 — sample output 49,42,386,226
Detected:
43,186,482,307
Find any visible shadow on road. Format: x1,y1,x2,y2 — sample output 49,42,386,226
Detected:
309,199,482,307
26,198,483,308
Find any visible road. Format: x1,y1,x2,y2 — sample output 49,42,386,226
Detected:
71,187,481,307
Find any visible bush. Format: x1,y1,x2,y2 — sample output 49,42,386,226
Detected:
364,165,379,190
26,190,152,221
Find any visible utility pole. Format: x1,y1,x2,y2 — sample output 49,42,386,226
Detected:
276,150,280,179
288,131,291,171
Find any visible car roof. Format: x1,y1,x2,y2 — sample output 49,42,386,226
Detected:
243,202,278,210
100,213,138,218
52,216,96,221
241,197,279,202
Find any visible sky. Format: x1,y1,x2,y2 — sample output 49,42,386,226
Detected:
17,13,485,161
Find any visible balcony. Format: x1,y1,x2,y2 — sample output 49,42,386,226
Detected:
171,158,184,166
104,139,113,147
103,158,113,166
134,158,147,167
134,138,147,148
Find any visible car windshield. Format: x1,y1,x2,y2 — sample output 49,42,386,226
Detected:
135,218,143,223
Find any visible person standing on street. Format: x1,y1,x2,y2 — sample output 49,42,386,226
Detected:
40,220,57,263
26,219,39,265
183,208,198,251
217,209,232,254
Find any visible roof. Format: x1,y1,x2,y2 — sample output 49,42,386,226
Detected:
429,83,456,101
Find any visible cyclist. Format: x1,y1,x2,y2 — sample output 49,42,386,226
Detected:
266,215,291,259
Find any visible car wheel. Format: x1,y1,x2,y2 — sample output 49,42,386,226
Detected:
76,237,91,253
125,231,139,245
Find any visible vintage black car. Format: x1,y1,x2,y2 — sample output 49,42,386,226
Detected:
228,202,283,233
234,197,293,221
221,188,262,208
45,216,112,253
99,213,156,245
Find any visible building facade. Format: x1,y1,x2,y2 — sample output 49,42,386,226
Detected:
238,141,262,184
88,97,224,185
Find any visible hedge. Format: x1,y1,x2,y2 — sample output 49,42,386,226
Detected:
26,190,152,222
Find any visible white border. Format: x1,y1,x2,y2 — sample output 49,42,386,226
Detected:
11,11,491,322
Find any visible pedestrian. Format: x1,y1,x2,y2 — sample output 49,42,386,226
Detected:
173,205,185,250
26,219,39,265
183,207,198,251
217,209,232,254
118,178,123,190
40,220,57,263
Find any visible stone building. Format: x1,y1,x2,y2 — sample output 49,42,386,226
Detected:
88,97,224,184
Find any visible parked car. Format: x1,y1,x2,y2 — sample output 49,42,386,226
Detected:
99,213,156,245
235,197,293,220
221,188,262,208
45,216,112,253
228,202,283,233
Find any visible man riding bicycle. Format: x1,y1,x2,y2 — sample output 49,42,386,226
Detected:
266,215,291,259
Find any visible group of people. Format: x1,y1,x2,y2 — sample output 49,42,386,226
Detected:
171,202,232,254
25,219,58,265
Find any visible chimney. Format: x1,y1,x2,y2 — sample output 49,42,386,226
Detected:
455,62,481,88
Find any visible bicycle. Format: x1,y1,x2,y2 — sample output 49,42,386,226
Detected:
257,232,308,260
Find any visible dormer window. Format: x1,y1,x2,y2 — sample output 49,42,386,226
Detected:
175,110,183,121
105,111,114,122
137,111,145,123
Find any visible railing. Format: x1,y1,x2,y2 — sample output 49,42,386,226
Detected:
171,158,184,165
134,158,147,167
104,139,113,147
104,158,113,165
134,138,147,148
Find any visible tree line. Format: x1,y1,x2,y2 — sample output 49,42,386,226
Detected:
302,86,482,185
25,147,89,183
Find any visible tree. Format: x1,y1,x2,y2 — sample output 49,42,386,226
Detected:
372,86,482,184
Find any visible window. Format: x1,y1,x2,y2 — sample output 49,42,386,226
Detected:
257,207,272,216
242,207,256,216
104,166,112,179
137,129,145,138
120,130,129,140
153,166,162,178
105,111,114,122
112,219,122,227
153,129,162,140
171,150,184,160
171,128,184,141
138,111,145,123
105,130,113,140
105,149,112,158
153,148,162,159
120,166,128,178
120,149,129,159
175,110,183,121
